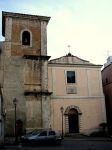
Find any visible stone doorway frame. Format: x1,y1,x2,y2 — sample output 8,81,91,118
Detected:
64,105,82,134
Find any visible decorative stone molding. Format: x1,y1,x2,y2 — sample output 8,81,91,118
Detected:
64,105,82,115
23,55,50,60
66,86,77,94
24,90,52,96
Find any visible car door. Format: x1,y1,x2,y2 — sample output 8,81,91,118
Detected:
37,130,47,142
47,130,56,141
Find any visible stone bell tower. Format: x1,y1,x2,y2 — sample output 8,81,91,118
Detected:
2,11,51,135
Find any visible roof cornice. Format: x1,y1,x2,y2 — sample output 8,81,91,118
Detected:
2,11,50,21
48,63,102,68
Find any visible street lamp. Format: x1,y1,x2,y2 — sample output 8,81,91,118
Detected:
60,106,64,138
13,98,17,144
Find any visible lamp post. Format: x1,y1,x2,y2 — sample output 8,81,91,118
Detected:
13,98,17,144
60,106,64,138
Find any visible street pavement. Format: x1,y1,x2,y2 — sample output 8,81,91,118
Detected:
1,137,112,150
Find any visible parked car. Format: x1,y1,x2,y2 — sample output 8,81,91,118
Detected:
20,129,62,145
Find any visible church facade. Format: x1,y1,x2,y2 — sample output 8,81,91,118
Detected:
0,11,106,136
48,54,106,134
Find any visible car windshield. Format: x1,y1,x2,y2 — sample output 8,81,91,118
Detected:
26,129,43,135
32,130,43,135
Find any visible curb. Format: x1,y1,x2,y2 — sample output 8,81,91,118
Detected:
64,137,112,141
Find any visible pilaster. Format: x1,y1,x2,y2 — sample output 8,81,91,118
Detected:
41,21,47,56
41,60,48,91
41,96,51,128
4,17,12,57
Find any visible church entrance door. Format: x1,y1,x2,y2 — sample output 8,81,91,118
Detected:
68,108,79,133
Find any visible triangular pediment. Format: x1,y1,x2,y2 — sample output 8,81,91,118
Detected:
49,53,93,65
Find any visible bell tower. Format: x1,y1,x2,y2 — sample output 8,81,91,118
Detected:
2,11,51,135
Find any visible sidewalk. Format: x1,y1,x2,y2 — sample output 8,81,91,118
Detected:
64,134,112,141
4,137,20,145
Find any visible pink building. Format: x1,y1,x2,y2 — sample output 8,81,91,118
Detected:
48,53,106,135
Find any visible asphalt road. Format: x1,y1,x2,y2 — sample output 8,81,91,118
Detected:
1,139,112,150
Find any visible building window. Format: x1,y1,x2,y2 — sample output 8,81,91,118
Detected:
67,71,75,83
22,31,30,46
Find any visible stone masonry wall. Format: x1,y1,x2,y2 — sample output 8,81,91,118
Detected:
11,18,41,56
2,12,50,135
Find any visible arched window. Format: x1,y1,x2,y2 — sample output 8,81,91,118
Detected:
22,31,30,46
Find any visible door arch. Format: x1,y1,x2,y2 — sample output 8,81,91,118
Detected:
68,108,79,133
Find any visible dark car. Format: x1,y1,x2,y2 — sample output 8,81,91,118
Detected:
20,129,62,145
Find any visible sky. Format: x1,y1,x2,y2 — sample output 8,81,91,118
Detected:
0,0,112,65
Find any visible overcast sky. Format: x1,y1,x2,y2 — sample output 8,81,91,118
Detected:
0,0,112,65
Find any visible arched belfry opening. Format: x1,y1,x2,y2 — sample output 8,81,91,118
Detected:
64,105,82,134
22,31,30,46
